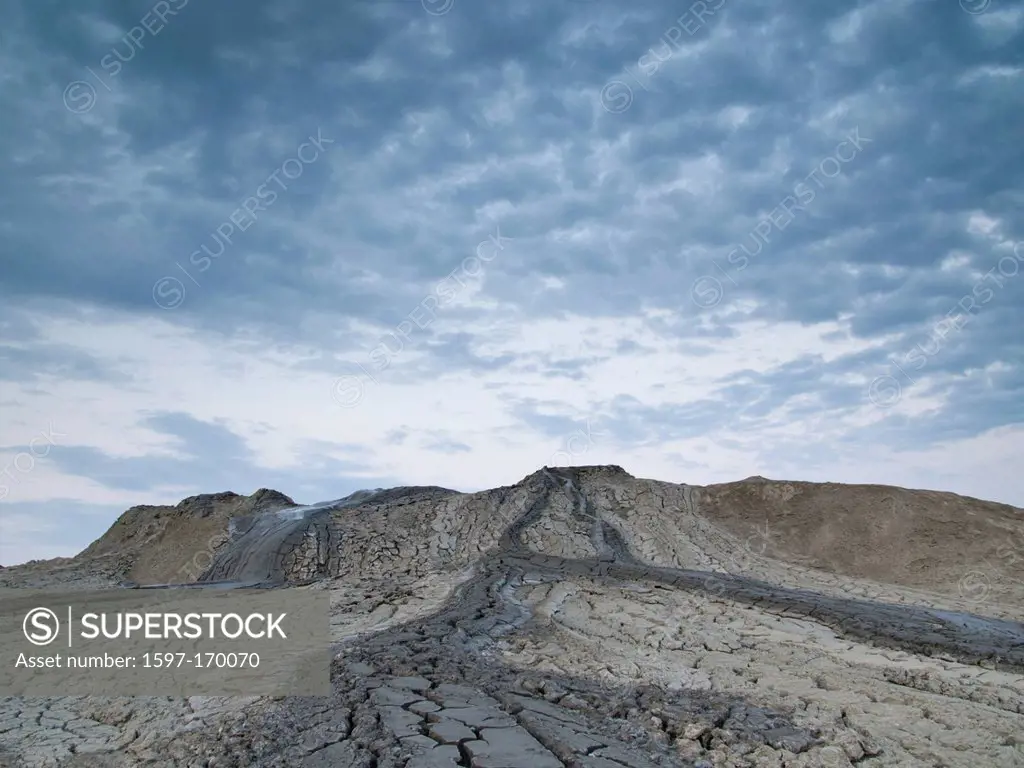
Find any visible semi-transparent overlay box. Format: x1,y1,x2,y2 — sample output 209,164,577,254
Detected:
0,587,330,696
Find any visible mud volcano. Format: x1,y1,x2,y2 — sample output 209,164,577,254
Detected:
1,466,1023,767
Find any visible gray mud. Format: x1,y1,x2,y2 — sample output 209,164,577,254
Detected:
3,468,1022,767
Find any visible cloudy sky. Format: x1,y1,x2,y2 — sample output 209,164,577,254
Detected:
1,0,1022,565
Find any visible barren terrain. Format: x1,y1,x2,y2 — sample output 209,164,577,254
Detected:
1,466,1022,767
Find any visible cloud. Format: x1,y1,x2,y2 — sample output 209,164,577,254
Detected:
13,411,394,498
1,0,1022,563
0,501,125,564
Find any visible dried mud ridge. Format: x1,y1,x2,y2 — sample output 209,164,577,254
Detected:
3,467,1023,767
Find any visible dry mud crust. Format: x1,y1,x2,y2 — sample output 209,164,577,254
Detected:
115,550,824,767
19,555,822,767
112,632,820,767
0,696,258,768
499,554,1024,673
4,467,1024,766
508,573,1024,767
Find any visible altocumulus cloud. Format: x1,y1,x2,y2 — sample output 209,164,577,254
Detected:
0,0,1022,564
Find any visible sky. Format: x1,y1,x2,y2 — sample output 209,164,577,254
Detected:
1,0,1022,565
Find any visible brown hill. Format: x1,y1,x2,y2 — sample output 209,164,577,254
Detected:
696,476,1024,602
0,488,297,588
86,487,297,584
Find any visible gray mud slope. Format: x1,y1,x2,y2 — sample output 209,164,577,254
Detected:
2,466,1023,767
197,486,460,584
49,469,824,767
199,467,1024,673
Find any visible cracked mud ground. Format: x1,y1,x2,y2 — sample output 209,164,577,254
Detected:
2,466,1023,766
